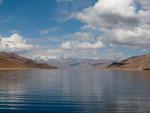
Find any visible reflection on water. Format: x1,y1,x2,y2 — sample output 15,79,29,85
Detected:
0,70,150,113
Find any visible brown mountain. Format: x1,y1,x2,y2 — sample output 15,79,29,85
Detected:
103,54,150,70
0,52,57,70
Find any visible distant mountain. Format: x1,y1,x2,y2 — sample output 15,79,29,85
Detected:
100,54,150,70
36,57,112,70
0,52,57,69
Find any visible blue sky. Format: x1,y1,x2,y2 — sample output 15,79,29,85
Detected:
0,0,149,60
0,0,95,37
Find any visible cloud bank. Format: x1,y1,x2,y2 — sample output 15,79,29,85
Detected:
76,0,150,49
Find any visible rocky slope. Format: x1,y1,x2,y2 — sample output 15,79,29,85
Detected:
0,52,57,69
101,54,150,70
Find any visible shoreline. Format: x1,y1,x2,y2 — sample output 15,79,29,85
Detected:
99,68,150,71
0,68,149,71
0,68,36,71
0,68,56,71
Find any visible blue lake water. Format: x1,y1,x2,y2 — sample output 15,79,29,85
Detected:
0,70,150,113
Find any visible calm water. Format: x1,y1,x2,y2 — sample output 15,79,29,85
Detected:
0,70,150,113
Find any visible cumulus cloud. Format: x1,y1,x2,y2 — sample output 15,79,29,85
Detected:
0,33,34,52
75,0,150,49
114,28,150,47
76,0,137,28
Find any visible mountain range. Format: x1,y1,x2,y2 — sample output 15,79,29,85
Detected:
0,52,149,70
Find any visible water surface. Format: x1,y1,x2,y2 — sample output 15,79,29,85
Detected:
0,70,150,113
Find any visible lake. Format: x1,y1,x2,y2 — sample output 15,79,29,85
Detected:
0,70,150,113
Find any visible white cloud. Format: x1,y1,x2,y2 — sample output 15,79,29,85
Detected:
76,0,137,28
0,33,34,52
0,0,3,4
102,27,150,48
39,28,59,35
114,28,150,47
58,10,76,21
140,0,150,9
95,0,136,17
74,32,93,42
60,41,103,49
56,0,74,3
75,0,150,49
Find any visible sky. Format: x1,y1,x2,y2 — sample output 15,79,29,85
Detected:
0,0,150,60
